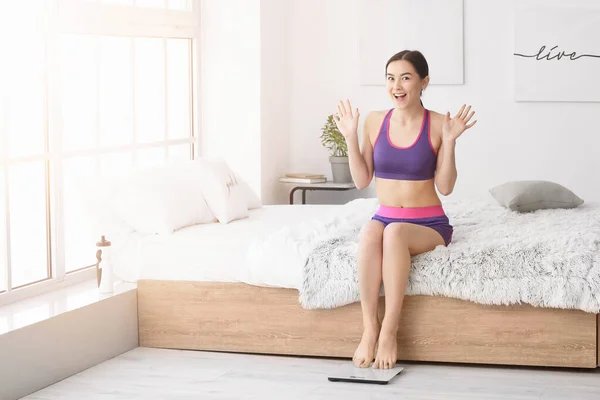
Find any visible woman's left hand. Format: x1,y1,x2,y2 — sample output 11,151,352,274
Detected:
442,104,477,142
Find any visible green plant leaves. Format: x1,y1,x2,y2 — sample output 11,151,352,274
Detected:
319,114,348,157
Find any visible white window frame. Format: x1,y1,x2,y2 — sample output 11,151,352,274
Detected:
0,0,201,307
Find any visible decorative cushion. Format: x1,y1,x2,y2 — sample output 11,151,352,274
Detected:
199,159,250,224
489,180,584,212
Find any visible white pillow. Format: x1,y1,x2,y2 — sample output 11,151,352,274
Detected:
107,160,216,235
199,159,250,224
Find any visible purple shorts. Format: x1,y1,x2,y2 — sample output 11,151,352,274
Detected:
371,205,453,246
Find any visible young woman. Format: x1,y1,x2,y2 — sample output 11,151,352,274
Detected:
334,50,477,370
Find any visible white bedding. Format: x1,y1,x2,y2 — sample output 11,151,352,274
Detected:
295,198,600,312
111,196,600,313
111,204,341,289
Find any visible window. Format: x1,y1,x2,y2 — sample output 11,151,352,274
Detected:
85,0,191,11
0,0,199,305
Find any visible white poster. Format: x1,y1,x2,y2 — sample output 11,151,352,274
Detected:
514,7,600,102
359,0,464,86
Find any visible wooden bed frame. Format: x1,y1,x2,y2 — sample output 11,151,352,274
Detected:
138,280,599,369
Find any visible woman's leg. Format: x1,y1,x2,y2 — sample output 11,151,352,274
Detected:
352,220,385,368
373,223,445,369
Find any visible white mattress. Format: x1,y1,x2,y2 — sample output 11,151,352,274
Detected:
112,204,342,289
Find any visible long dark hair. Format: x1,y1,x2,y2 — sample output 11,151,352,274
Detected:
385,50,429,105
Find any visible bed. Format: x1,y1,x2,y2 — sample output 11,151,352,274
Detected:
123,200,600,369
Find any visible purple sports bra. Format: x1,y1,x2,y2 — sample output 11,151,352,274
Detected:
373,108,437,181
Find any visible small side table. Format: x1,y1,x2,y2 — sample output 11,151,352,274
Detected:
283,181,357,204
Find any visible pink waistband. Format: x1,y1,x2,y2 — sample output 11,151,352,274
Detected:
376,205,445,219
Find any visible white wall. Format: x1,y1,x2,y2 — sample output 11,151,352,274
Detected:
200,0,262,197
200,0,291,205
260,0,291,205
286,0,600,204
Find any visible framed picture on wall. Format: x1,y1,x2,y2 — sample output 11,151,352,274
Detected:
358,0,464,86
514,6,600,102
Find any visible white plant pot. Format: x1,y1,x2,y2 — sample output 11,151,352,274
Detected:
329,156,352,183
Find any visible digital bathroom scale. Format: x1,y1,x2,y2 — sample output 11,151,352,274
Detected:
327,364,404,385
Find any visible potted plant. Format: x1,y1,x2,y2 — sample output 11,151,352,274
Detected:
320,115,352,183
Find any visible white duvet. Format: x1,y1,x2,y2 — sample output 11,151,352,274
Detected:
111,204,345,288
244,198,379,287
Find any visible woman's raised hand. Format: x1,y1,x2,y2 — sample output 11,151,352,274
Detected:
334,99,360,140
442,104,477,142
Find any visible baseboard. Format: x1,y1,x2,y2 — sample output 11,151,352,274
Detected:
0,288,138,400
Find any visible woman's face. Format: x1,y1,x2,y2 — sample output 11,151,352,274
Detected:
386,60,428,109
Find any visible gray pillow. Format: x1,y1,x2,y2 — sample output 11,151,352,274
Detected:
489,180,584,212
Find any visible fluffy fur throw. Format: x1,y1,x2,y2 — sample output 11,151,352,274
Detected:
298,198,600,313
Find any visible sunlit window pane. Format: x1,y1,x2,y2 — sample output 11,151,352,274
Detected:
0,1,198,299
62,157,97,273
69,0,191,10
103,0,134,5
135,38,165,144
136,147,166,169
167,39,191,140
9,162,49,288
0,1,46,23
135,0,165,9
168,0,190,11
59,34,98,152
5,31,46,159
99,36,133,148
0,168,7,293
167,144,191,161
99,152,133,178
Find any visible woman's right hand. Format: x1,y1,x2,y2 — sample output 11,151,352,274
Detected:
334,99,360,140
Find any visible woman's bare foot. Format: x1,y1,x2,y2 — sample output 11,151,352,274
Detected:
372,328,397,369
352,323,380,368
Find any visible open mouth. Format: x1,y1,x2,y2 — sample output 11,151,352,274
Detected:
393,93,406,101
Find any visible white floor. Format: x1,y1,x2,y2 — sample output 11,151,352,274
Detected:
23,347,600,400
